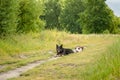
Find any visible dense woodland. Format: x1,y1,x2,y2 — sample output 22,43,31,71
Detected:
0,0,120,37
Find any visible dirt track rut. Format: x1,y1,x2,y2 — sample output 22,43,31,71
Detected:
0,57,59,80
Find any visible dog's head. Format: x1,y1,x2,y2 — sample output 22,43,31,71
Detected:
56,44,63,55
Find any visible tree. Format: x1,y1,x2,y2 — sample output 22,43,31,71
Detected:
112,16,120,34
0,0,19,37
79,0,115,34
43,0,61,29
17,0,45,33
60,0,85,33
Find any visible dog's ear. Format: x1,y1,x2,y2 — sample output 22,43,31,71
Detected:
60,44,63,48
56,44,58,48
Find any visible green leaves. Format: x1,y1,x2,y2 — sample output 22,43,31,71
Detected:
0,0,19,36
79,0,117,34
17,0,45,33
0,0,120,36
44,0,61,29
0,0,45,37
60,0,85,33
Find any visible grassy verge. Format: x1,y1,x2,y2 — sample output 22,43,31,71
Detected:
82,39,120,80
8,32,119,80
0,30,67,56
0,30,68,72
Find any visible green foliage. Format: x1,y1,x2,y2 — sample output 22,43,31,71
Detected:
44,0,61,29
79,0,116,34
16,0,45,33
0,0,19,36
118,17,120,29
103,29,110,34
60,0,85,33
0,0,120,37
114,16,120,34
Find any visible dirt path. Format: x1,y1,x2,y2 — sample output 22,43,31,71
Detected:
0,57,59,80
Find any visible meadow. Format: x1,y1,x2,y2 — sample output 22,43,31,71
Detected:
0,30,120,80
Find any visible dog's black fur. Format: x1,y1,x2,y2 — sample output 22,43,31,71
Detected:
56,44,74,56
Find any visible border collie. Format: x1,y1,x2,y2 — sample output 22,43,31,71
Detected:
56,44,74,56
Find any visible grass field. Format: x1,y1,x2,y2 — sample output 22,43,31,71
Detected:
0,30,66,73
0,30,119,80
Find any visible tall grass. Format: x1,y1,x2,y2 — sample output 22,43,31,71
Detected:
0,30,68,57
83,39,120,80
0,30,69,72
0,30,119,78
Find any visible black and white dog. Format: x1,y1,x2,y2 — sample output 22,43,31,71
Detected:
74,46,84,53
56,44,85,56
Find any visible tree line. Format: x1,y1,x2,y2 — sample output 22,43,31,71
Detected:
0,0,120,37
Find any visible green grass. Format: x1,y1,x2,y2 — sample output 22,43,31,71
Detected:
82,39,120,80
0,29,68,72
0,30,63,56
5,31,119,80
